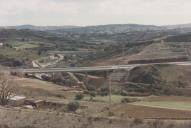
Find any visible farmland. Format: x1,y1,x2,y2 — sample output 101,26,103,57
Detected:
133,101,191,110
108,104,191,119
101,96,191,119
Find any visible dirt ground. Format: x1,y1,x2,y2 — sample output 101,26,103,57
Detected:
0,107,132,128
2,106,191,128
14,77,80,99
3,76,191,128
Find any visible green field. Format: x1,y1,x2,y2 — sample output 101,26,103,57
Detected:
8,40,54,50
15,43,39,49
9,41,40,49
133,101,191,110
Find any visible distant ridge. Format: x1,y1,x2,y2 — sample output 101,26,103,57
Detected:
3,24,80,31
1,23,191,34
165,23,191,29
50,24,167,34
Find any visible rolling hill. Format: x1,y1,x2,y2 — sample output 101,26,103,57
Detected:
0,23,191,68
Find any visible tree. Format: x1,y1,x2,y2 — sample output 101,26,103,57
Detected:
75,93,84,100
89,91,96,101
0,74,16,105
67,101,80,112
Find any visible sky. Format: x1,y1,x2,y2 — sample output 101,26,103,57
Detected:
1,0,191,26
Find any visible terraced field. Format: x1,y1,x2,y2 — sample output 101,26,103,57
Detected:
101,96,191,119
120,104,191,119
132,101,191,111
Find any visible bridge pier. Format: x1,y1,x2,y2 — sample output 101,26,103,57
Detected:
52,72,55,81
83,72,88,86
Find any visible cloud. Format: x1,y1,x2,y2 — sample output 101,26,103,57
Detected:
0,0,191,26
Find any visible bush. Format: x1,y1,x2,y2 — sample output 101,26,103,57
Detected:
121,98,140,103
148,120,164,128
120,90,128,96
75,93,84,100
98,88,109,96
121,98,132,103
88,91,96,101
67,101,80,112
108,111,114,117
132,118,143,125
89,92,96,97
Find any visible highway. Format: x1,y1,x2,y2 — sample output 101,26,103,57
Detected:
9,61,191,73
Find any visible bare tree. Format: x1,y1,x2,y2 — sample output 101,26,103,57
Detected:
0,74,16,105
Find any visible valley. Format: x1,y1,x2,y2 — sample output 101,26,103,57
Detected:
1,24,191,128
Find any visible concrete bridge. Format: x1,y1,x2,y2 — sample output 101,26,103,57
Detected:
8,61,191,73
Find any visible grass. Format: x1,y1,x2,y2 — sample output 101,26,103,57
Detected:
132,101,191,110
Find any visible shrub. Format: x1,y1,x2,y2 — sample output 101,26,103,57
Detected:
120,90,128,96
98,88,109,96
121,98,140,103
67,101,80,112
83,90,89,94
89,91,96,101
121,98,132,103
75,93,84,100
132,118,143,125
108,111,114,117
88,91,95,97
148,120,164,128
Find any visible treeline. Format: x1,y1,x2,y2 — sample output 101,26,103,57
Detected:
0,55,23,67
128,57,188,64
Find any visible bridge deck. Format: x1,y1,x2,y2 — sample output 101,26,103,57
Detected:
7,61,191,73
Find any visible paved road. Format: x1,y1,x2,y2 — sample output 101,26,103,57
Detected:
8,61,191,73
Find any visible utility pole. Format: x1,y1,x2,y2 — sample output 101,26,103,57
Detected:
52,72,55,81
122,43,127,60
84,72,88,84
107,71,112,105
186,48,191,60
122,44,125,58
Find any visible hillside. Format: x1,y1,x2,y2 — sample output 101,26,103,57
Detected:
121,64,191,96
2,24,165,33
93,40,188,66
0,23,191,68
51,24,166,34
0,26,174,67
1,24,191,128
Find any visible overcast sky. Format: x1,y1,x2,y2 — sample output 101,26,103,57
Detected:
1,0,191,26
